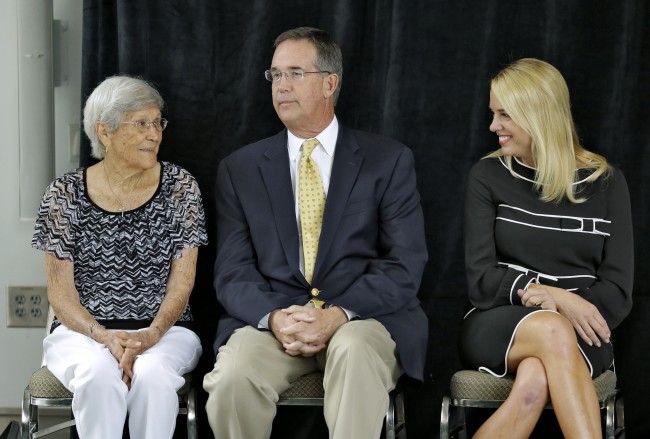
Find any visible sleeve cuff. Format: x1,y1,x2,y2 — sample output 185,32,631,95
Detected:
258,312,271,329
510,274,538,305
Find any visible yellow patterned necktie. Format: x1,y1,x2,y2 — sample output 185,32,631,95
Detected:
299,139,326,285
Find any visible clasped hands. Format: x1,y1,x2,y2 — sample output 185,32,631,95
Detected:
94,327,162,388
518,284,611,347
269,305,348,357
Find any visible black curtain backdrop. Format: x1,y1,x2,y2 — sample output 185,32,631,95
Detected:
79,1,649,438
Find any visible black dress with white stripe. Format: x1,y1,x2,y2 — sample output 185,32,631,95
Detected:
460,157,633,378
31,161,209,332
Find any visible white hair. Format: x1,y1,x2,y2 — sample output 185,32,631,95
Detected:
83,76,164,159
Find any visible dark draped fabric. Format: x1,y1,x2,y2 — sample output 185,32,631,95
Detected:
80,1,649,437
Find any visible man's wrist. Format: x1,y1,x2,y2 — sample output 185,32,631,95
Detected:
326,305,349,325
323,304,358,321
268,309,281,331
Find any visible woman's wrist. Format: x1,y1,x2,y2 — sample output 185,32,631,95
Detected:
88,321,106,341
148,325,164,343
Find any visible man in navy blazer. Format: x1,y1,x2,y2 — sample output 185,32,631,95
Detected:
203,27,428,439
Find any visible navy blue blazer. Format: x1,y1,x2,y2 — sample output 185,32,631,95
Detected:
212,124,428,381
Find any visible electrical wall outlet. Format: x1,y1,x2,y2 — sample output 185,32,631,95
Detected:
7,285,49,327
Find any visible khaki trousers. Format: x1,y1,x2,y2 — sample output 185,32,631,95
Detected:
203,319,401,439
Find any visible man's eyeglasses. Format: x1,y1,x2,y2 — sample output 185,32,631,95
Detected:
121,118,168,132
264,69,331,83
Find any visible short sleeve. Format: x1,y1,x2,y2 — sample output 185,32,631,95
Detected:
168,164,209,259
31,172,81,261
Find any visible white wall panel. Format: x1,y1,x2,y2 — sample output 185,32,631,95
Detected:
17,0,54,220
0,0,82,410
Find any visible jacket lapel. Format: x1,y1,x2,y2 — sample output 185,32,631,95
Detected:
259,130,304,284
314,126,363,281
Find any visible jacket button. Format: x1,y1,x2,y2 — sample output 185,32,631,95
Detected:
311,288,320,297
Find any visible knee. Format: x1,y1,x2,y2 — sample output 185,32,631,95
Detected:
203,352,257,401
131,357,182,394
511,358,549,409
525,313,577,356
328,321,393,359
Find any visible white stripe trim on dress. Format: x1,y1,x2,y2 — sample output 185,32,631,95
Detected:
498,262,596,283
500,262,559,282
510,274,524,304
497,204,610,236
498,156,596,186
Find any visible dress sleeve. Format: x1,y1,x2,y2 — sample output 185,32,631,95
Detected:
31,175,78,261
170,165,209,259
574,168,634,329
464,161,537,309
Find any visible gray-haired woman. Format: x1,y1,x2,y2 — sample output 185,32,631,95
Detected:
32,75,208,438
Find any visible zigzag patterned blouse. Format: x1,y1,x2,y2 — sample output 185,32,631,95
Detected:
32,161,208,330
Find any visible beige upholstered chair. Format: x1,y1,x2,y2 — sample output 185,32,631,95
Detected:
20,307,197,439
277,372,407,439
439,369,624,439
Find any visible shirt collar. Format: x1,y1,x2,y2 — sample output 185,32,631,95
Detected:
287,116,339,161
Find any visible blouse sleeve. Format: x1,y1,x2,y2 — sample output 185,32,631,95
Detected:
464,161,537,309
169,165,209,259
31,174,79,261
574,168,634,329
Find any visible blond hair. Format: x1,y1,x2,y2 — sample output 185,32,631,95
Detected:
486,58,609,203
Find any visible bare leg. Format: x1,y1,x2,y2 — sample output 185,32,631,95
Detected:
473,357,549,439
475,312,601,439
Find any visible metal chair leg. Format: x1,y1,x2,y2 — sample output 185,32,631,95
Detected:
605,392,615,439
21,387,33,439
440,395,450,439
614,395,625,438
385,391,396,439
186,385,197,439
385,387,406,439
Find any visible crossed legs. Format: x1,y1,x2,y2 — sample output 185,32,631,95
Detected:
473,312,601,439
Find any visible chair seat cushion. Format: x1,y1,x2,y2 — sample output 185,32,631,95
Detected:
278,372,325,400
450,369,617,402
29,366,193,399
29,366,73,398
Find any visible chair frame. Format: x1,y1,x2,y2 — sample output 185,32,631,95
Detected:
439,371,625,439
276,372,407,439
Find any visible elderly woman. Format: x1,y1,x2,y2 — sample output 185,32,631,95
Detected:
461,59,633,438
31,76,208,439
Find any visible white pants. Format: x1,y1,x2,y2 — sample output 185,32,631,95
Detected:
44,325,202,439
203,320,402,439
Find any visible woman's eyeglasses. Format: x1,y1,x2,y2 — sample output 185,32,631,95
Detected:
121,118,168,132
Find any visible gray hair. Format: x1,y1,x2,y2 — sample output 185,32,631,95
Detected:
274,27,343,104
83,76,164,159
